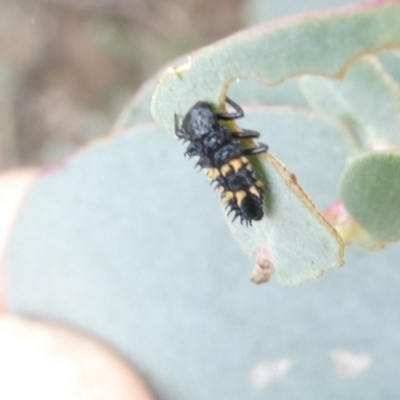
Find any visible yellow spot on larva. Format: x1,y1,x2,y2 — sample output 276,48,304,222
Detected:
255,180,263,187
207,168,220,180
246,164,253,171
240,156,249,164
235,190,247,206
223,191,234,202
249,186,260,197
229,158,243,173
221,164,231,176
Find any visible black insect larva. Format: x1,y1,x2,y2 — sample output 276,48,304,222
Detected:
174,97,268,225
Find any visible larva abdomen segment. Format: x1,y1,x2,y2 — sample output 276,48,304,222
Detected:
208,157,264,224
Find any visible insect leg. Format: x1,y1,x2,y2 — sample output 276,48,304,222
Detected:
216,97,244,120
242,144,269,156
231,129,260,139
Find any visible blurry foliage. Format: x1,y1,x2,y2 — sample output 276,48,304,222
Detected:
0,0,242,168
243,0,360,23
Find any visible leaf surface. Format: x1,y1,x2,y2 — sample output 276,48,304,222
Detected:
340,151,400,244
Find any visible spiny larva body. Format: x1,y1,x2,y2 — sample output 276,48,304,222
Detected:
174,97,268,225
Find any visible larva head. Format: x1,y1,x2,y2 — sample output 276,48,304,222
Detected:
180,102,218,140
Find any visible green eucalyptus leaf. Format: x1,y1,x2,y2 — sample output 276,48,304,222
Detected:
217,106,351,284
340,151,400,243
243,0,363,24
299,56,400,150
227,79,307,108
227,153,344,285
151,2,400,133
225,106,353,284
241,106,356,210
378,50,400,88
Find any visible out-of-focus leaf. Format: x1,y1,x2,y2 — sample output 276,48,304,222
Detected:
378,50,400,88
243,0,362,24
340,151,400,244
299,57,400,149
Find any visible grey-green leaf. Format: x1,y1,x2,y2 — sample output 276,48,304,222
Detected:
226,106,350,284
299,56,400,150
152,2,400,133
340,151,400,243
